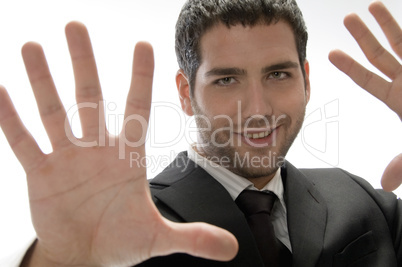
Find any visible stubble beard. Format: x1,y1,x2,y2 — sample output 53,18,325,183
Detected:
191,99,306,179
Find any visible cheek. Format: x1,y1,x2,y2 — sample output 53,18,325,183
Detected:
273,88,307,117
197,92,239,117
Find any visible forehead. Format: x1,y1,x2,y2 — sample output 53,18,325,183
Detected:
198,21,299,70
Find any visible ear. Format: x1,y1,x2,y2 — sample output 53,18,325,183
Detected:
303,60,311,104
176,69,194,116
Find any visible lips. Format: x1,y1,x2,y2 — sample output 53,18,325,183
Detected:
231,126,280,147
245,130,271,139
242,128,273,139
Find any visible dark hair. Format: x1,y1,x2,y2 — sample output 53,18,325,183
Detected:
175,0,308,95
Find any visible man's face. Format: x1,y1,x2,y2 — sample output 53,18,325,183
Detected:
177,21,310,184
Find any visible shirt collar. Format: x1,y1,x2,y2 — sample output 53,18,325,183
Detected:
187,144,285,205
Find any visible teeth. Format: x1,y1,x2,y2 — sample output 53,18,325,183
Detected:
245,130,271,139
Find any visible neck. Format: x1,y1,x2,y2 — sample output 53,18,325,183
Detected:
193,145,280,190
247,174,276,190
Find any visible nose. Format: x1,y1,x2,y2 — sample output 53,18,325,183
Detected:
242,81,273,119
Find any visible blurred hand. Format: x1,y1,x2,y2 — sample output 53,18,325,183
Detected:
329,1,402,191
0,22,237,267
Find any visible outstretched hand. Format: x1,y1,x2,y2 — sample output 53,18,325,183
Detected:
329,1,402,192
0,22,237,267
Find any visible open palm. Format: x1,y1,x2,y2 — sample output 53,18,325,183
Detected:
0,22,237,266
329,1,402,192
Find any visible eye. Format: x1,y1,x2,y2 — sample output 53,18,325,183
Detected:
268,71,289,80
215,77,236,86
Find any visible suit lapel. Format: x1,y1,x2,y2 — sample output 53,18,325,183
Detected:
152,153,264,267
283,161,328,266
151,154,329,266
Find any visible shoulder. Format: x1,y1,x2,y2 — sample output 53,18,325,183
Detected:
299,167,395,198
297,166,400,223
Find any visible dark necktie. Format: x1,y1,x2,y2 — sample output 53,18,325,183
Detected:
235,190,292,267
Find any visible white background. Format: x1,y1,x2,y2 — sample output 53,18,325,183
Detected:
0,0,401,260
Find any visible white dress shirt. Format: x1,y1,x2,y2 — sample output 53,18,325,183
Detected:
187,145,292,251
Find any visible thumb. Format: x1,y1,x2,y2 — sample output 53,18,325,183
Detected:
381,154,402,192
156,219,239,261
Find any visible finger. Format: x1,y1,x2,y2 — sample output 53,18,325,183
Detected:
122,42,154,144
369,1,402,58
65,21,105,138
343,13,401,80
21,42,72,149
159,220,238,261
0,86,44,171
329,49,391,103
381,153,402,192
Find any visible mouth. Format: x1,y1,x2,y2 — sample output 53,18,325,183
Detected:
244,129,272,139
233,126,280,147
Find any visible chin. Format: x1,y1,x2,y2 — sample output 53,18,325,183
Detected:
227,151,285,177
230,165,279,179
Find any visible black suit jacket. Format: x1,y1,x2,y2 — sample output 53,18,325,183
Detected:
138,152,402,266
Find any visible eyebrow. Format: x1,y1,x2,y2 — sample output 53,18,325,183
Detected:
205,67,246,78
204,61,300,78
261,61,300,74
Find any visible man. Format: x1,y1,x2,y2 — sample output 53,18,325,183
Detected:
0,0,401,266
